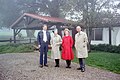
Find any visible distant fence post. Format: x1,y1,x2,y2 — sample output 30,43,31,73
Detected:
29,38,31,43
10,38,12,43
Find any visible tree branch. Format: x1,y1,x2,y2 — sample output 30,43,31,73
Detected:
97,0,109,12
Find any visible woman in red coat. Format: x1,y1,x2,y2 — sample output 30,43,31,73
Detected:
61,28,74,68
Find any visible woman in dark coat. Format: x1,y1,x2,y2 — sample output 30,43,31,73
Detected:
61,28,74,68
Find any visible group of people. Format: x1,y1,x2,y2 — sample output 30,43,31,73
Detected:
37,24,88,72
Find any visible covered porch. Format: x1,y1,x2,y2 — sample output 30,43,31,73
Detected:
10,13,76,43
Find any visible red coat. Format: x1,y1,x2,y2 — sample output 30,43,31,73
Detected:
61,36,74,60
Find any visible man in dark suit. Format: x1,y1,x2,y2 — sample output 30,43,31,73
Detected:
37,24,51,68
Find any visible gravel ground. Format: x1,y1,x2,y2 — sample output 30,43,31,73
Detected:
0,52,120,80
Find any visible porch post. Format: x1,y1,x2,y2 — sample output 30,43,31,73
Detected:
109,27,112,45
13,29,16,43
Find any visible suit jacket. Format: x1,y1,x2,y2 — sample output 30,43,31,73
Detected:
37,30,51,45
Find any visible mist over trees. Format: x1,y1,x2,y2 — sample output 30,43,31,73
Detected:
0,0,120,40
0,0,119,27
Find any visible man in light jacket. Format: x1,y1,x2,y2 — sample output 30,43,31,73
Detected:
75,26,88,72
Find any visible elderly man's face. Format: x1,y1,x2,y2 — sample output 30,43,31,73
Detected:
76,27,81,32
43,25,47,31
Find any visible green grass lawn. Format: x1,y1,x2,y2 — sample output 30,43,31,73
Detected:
48,50,120,74
86,51,120,74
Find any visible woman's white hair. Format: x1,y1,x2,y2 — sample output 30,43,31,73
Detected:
76,26,81,29
54,28,58,33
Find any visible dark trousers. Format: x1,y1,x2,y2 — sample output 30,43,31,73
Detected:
55,59,59,66
79,58,85,68
40,43,48,65
66,60,71,67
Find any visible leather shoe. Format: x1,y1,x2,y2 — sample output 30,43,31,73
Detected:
44,64,48,67
55,65,59,67
77,68,82,70
39,65,43,68
81,68,85,72
66,66,71,68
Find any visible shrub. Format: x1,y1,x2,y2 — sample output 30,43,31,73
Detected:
91,44,120,54
0,43,34,54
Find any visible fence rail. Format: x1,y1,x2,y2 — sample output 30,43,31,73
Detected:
0,38,37,44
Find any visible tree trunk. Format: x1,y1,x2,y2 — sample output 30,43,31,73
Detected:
26,30,35,38
48,0,60,17
82,0,92,52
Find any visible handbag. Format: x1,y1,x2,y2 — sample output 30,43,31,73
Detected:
59,44,62,51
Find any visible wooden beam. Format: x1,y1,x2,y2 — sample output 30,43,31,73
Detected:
109,27,112,45
13,29,22,43
10,15,25,28
13,29,16,43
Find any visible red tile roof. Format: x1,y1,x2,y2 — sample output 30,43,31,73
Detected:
10,13,75,29
24,13,68,23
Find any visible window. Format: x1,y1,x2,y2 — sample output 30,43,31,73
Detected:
91,28,103,41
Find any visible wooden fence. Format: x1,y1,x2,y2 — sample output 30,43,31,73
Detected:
0,38,36,44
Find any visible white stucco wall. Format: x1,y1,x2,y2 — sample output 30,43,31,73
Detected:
91,27,120,46
111,27,119,45
114,27,120,46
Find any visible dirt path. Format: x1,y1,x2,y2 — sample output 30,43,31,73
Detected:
0,52,120,80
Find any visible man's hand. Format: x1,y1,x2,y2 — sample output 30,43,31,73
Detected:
38,45,41,48
48,45,51,48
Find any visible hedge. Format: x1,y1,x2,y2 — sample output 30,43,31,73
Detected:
91,44,120,54
0,43,34,54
